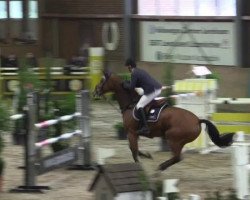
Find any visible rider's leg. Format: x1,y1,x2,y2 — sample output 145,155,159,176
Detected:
136,89,161,135
137,107,150,134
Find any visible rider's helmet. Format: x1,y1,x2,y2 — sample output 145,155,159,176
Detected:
125,58,136,68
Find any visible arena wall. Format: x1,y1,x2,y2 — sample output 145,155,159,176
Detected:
0,0,249,99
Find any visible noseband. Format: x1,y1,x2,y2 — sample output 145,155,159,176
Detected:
95,72,112,97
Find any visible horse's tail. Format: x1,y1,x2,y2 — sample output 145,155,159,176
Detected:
199,119,235,147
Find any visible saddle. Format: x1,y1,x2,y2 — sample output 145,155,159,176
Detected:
133,97,169,122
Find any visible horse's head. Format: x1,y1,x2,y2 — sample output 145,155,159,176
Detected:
93,70,140,111
93,70,119,98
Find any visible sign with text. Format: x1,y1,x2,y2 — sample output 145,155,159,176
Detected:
140,21,236,66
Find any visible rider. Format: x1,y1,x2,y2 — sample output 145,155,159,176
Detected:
123,58,162,135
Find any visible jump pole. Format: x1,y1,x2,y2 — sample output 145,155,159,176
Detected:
10,90,94,193
10,91,50,193
232,132,250,199
69,90,94,170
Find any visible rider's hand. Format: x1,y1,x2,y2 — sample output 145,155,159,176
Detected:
135,88,144,95
122,80,131,89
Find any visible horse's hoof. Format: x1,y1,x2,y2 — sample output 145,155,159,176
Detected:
147,153,153,160
158,163,166,171
138,151,153,159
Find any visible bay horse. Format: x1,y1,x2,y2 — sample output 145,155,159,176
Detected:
93,71,235,171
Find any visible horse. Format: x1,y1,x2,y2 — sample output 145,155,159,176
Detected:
93,71,235,171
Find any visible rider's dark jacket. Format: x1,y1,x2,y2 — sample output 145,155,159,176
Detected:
123,68,162,95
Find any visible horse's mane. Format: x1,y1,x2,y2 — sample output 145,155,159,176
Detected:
109,73,139,112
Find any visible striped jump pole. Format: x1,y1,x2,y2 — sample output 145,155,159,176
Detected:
10,90,94,193
10,114,24,120
200,97,250,154
170,91,203,99
210,97,250,105
35,130,82,148
10,91,50,193
10,110,30,145
34,112,81,129
209,97,250,135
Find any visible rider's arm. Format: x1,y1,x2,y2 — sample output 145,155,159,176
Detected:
122,70,138,90
129,70,138,89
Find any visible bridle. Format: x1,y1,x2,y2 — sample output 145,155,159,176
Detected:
93,73,121,113
93,75,109,97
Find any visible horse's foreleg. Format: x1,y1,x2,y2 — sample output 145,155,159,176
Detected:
158,141,183,171
127,132,139,162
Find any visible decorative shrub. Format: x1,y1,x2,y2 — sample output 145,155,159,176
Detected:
113,122,127,140
0,101,10,132
113,122,124,130
117,73,131,81
0,136,4,157
54,92,76,117
0,158,4,176
162,62,175,106
206,72,220,80
0,99,10,176
48,92,77,152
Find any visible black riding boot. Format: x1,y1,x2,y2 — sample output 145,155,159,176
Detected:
137,108,150,135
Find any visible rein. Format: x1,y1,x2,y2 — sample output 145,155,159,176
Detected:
96,73,135,114
102,95,122,113
102,94,134,114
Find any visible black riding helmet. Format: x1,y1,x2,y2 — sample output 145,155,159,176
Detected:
125,58,136,68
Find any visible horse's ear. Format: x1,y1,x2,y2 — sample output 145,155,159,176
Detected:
103,69,111,79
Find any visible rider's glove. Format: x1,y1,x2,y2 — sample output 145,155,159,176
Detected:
135,88,144,95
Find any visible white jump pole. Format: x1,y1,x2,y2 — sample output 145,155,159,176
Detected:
232,131,249,199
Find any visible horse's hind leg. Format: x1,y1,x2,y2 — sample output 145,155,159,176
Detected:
158,141,184,171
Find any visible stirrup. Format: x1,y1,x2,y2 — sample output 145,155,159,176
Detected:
137,127,150,135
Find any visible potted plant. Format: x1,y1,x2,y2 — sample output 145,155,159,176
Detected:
13,60,41,145
49,92,76,152
113,122,127,140
0,99,10,192
160,62,175,152
0,151,4,192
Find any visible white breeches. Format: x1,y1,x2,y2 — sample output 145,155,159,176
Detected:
136,88,162,109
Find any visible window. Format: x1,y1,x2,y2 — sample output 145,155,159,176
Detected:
158,0,176,16
138,0,236,16
28,0,38,40
10,1,23,19
198,0,217,16
29,0,38,18
138,0,157,15
0,0,39,44
178,0,196,16
0,1,7,19
218,0,236,16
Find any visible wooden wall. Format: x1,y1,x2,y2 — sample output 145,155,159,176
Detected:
40,18,124,61
0,0,249,98
40,0,125,61
43,0,123,14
